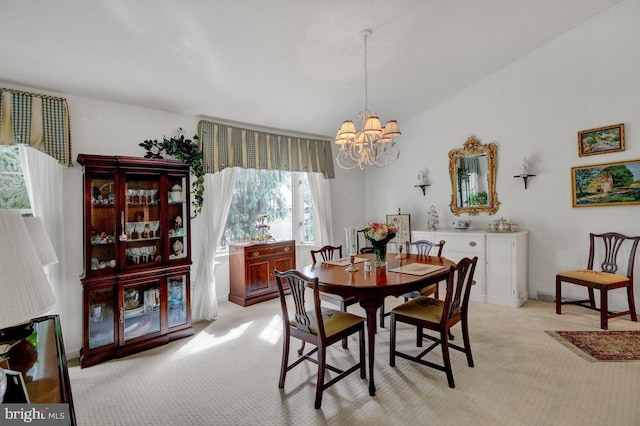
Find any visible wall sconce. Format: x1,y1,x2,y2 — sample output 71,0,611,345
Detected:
514,156,536,189
414,170,431,196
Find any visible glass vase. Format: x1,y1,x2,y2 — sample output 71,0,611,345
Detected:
372,242,387,268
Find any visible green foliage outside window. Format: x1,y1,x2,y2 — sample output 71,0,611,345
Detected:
0,146,31,209
222,170,289,247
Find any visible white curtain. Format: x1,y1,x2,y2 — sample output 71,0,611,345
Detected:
307,172,334,246
18,145,65,316
192,167,238,321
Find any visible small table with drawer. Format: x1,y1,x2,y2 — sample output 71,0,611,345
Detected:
229,240,296,306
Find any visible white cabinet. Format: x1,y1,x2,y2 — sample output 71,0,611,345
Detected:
412,230,528,308
486,232,528,308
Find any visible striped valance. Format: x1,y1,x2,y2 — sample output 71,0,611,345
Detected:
198,120,335,178
0,87,71,167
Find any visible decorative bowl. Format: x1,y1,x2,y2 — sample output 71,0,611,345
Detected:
452,219,471,230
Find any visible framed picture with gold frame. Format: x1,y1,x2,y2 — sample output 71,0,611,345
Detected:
386,214,411,246
571,159,640,207
578,123,625,157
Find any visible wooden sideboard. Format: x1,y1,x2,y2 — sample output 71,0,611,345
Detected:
413,230,528,308
1,315,76,425
229,240,296,306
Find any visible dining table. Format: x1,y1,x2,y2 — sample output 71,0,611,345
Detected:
300,252,454,396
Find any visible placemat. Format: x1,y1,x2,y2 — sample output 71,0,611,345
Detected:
388,263,448,276
323,257,368,267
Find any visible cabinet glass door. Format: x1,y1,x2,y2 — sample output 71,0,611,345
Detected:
88,173,117,274
87,286,115,350
122,280,161,342
168,175,188,262
167,274,188,328
124,174,161,268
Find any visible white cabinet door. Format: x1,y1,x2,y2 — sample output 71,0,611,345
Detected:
486,233,528,307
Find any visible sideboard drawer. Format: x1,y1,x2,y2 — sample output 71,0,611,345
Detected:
437,234,484,254
245,242,294,260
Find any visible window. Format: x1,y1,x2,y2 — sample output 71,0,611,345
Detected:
218,169,317,250
0,145,31,211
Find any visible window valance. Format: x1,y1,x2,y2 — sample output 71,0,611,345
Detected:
0,87,72,167
198,120,335,178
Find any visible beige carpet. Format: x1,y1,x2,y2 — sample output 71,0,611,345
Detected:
68,298,640,425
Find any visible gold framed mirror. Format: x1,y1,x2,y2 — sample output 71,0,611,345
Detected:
449,136,499,216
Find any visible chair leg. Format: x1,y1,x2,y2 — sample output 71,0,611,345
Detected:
359,327,366,379
416,326,423,347
461,318,474,368
600,286,608,330
389,314,396,367
379,301,386,328
297,341,306,356
627,284,638,322
440,330,455,388
340,301,349,349
588,287,596,308
314,346,327,409
279,331,290,388
555,276,562,315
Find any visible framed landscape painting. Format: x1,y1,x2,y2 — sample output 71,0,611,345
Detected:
572,159,640,207
386,214,411,246
578,123,625,157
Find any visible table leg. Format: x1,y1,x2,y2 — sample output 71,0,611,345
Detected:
360,300,380,396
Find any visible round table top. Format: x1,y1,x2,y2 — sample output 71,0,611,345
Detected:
299,253,454,299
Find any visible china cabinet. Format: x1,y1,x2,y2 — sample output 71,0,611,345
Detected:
229,240,296,306
412,230,528,308
77,154,193,368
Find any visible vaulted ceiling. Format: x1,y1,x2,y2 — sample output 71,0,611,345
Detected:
0,0,623,137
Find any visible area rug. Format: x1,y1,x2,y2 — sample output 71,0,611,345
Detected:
546,330,640,362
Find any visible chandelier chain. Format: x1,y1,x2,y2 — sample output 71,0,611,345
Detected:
363,31,369,113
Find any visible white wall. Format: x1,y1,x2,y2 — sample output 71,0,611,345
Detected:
365,0,640,308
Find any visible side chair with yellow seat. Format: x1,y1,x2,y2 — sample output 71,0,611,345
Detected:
310,245,359,348
556,232,640,330
389,256,478,389
274,269,366,409
379,240,446,328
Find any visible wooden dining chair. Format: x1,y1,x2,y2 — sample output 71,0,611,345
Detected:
310,245,359,348
379,240,446,328
274,269,366,409
556,232,640,330
389,256,478,389
356,229,374,254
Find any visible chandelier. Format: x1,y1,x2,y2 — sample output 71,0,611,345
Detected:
335,29,400,170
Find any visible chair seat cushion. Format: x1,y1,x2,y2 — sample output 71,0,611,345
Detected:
557,269,628,285
291,308,364,337
391,296,443,323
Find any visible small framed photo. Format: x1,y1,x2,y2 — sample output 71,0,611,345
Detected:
571,159,640,207
578,123,625,157
386,214,411,246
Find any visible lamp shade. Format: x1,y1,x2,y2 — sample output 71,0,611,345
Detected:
382,120,401,137
22,216,58,266
363,116,382,135
0,211,56,330
338,121,357,139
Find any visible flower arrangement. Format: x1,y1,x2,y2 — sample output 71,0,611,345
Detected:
363,222,398,267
